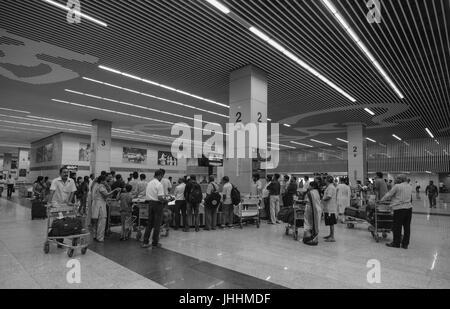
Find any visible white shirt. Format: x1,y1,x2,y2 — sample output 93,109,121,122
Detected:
161,178,172,195
50,177,77,205
322,183,338,214
146,178,164,201
222,182,233,204
174,183,186,201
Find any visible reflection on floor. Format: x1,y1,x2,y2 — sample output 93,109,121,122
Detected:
1,193,450,289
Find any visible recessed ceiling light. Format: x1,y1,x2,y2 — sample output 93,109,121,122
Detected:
392,134,402,141
366,137,376,143
364,108,375,116
97,66,228,108
310,139,332,146
206,0,231,14
42,0,107,27
336,138,348,143
83,77,228,118
248,26,356,102
290,141,313,148
321,0,404,99
425,128,434,139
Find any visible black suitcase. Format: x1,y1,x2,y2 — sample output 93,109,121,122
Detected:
31,199,47,220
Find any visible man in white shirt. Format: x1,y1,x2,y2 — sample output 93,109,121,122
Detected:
173,178,186,231
6,175,16,199
322,176,338,242
160,169,172,195
142,170,166,248
221,176,234,228
49,167,77,206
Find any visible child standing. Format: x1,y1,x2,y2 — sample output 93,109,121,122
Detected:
119,184,133,241
322,176,338,242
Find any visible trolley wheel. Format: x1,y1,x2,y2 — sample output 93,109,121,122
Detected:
44,242,50,254
285,227,289,235
81,247,88,255
67,248,74,258
382,232,388,239
136,231,142,241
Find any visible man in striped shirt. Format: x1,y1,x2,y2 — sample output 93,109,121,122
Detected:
380,174,413,249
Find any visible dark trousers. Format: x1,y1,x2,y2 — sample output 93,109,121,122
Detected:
392,208,412,247
7,184,14,198
173,200,186,229
222,204,234,226
143,201,164,245
187,202,200,229
264,197,270,220
428,195,437,207
205,205,218,229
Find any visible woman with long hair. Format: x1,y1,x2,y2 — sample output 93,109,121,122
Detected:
303,181,322,246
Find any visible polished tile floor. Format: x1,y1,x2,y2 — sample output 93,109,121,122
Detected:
1,193,449,289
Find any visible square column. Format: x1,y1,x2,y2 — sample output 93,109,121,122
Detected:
224,65,268,193
90,120,112,176
2,153,12,174
347,124,367,187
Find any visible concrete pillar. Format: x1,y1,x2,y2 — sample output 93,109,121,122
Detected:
224,65,268,194
347,123,367,187
90,120,112,176
17,148,30,180
2,153,12,175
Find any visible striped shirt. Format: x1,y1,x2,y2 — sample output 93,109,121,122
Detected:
381,182,413,210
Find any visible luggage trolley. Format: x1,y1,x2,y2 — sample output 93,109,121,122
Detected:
367,201,393,242
44,204,90,257
235,196,261,229
133,199,149,241
106,198,122,237
285,200,306,241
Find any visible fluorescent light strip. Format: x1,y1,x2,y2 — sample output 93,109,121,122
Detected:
0,124,51,133
42,0,107,27
206,0,231,14
290,141,313,148
321,0,404,99
0,119,91,133
51,99,224,136
310,139,332,146
425,128,434,139
269,142,296,149
27,115,91,127
336,138,348,143
426,171,432,174
83,77,228,118
283,124,291,128
66,89,195,122
248,26,356,102
392,134,402,141
98,66,228,108
267,118,272,122
364,108,375,116
366,138,377,143
0,107,30,114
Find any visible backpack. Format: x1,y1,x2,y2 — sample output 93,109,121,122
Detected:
189,183,203,204
204,183,221,208
230,184,241,206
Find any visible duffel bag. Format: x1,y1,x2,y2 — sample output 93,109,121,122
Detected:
49,217,83,237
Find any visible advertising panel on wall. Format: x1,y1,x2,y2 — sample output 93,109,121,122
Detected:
123,147,147,164
36,143,54,163
79,143,91,162
158,151,178,166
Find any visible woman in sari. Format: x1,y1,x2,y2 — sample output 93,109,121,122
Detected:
303,181,322,246
91,175,120,242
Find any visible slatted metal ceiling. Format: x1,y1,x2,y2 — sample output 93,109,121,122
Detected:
0,0,449,148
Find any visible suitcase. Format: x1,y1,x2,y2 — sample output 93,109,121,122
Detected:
344,207,366,220
31,199,47,220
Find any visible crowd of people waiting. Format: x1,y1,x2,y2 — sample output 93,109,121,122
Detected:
19,166,423,250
